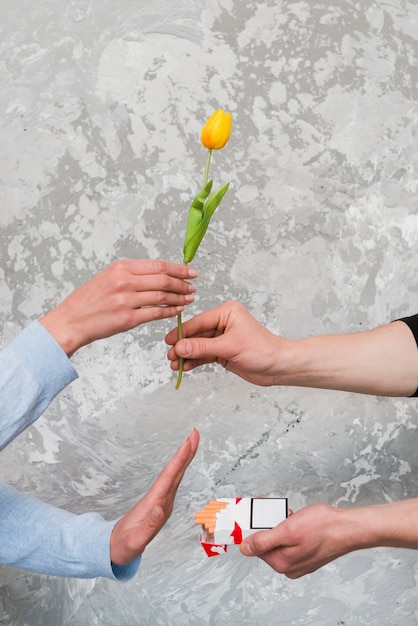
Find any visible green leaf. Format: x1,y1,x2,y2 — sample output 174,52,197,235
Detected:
182,180,213,258
183,182,229,263
202,183,229,221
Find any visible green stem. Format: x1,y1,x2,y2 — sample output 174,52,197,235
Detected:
175,149,212,390
175,309,184,390
203,149,212,187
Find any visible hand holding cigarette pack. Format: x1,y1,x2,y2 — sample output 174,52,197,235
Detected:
195,497,288,557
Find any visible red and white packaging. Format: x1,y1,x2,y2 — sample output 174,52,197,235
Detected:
195,497,288,558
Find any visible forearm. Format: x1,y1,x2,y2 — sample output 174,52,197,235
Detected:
0,321,78,450
273,320,418,397
337,499,418,553
0,482,139,580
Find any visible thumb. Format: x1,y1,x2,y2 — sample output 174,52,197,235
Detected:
175,337,217,359
239,530,273,557
240,540,255,557
140,505,165,548
148,504,164,527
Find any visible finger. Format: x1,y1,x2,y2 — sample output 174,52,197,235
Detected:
172,428,200,467
258,551,292,576
125,306,184,328
167,342,217,366
124,259,199,278
240,528,283,557
127,259,199,280
130,291,195,310
146,429,200,498
132,505,167,554
162,428,200,486
165,326,181,346
168,355,217,372
165,308,224,346
131,274,197,297
166,330,220,354
172,335,231,362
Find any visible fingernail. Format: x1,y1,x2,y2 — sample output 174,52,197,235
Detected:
188,268,199,278
240,542,254,556
176,305,185,312
180,340,191,355
185,294,195,303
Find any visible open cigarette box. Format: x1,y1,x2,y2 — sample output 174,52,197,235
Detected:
195,497,288,557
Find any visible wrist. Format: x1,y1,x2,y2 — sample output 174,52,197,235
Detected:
323,506,361,557
268,336,312,387
338,507,378,553
39,308,81,357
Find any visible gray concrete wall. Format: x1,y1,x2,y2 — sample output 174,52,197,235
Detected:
1,0,418,624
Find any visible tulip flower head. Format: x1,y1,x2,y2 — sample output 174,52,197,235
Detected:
201,109,232,150
175,109,232,389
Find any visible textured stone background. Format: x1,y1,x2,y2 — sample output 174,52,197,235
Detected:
1,0,418,624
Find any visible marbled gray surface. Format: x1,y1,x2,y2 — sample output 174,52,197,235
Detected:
1,0,418,624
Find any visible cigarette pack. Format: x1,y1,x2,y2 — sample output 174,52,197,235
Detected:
195,497,288,557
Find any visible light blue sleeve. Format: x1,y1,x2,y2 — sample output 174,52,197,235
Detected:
0,321,140,581
0,320,78,450
0,483,140,581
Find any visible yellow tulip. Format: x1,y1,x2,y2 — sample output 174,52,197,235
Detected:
176,108,232,389
201,109,232,150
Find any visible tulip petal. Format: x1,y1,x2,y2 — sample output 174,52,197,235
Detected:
201,110,232,150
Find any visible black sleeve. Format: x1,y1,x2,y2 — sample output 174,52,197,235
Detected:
398,314,418,397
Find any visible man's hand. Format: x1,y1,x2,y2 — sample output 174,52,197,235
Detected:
166,301,418,397
110,428,199,566
165,301,283,386
240,498,418,578
40,259,198,356
239,504,354,578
